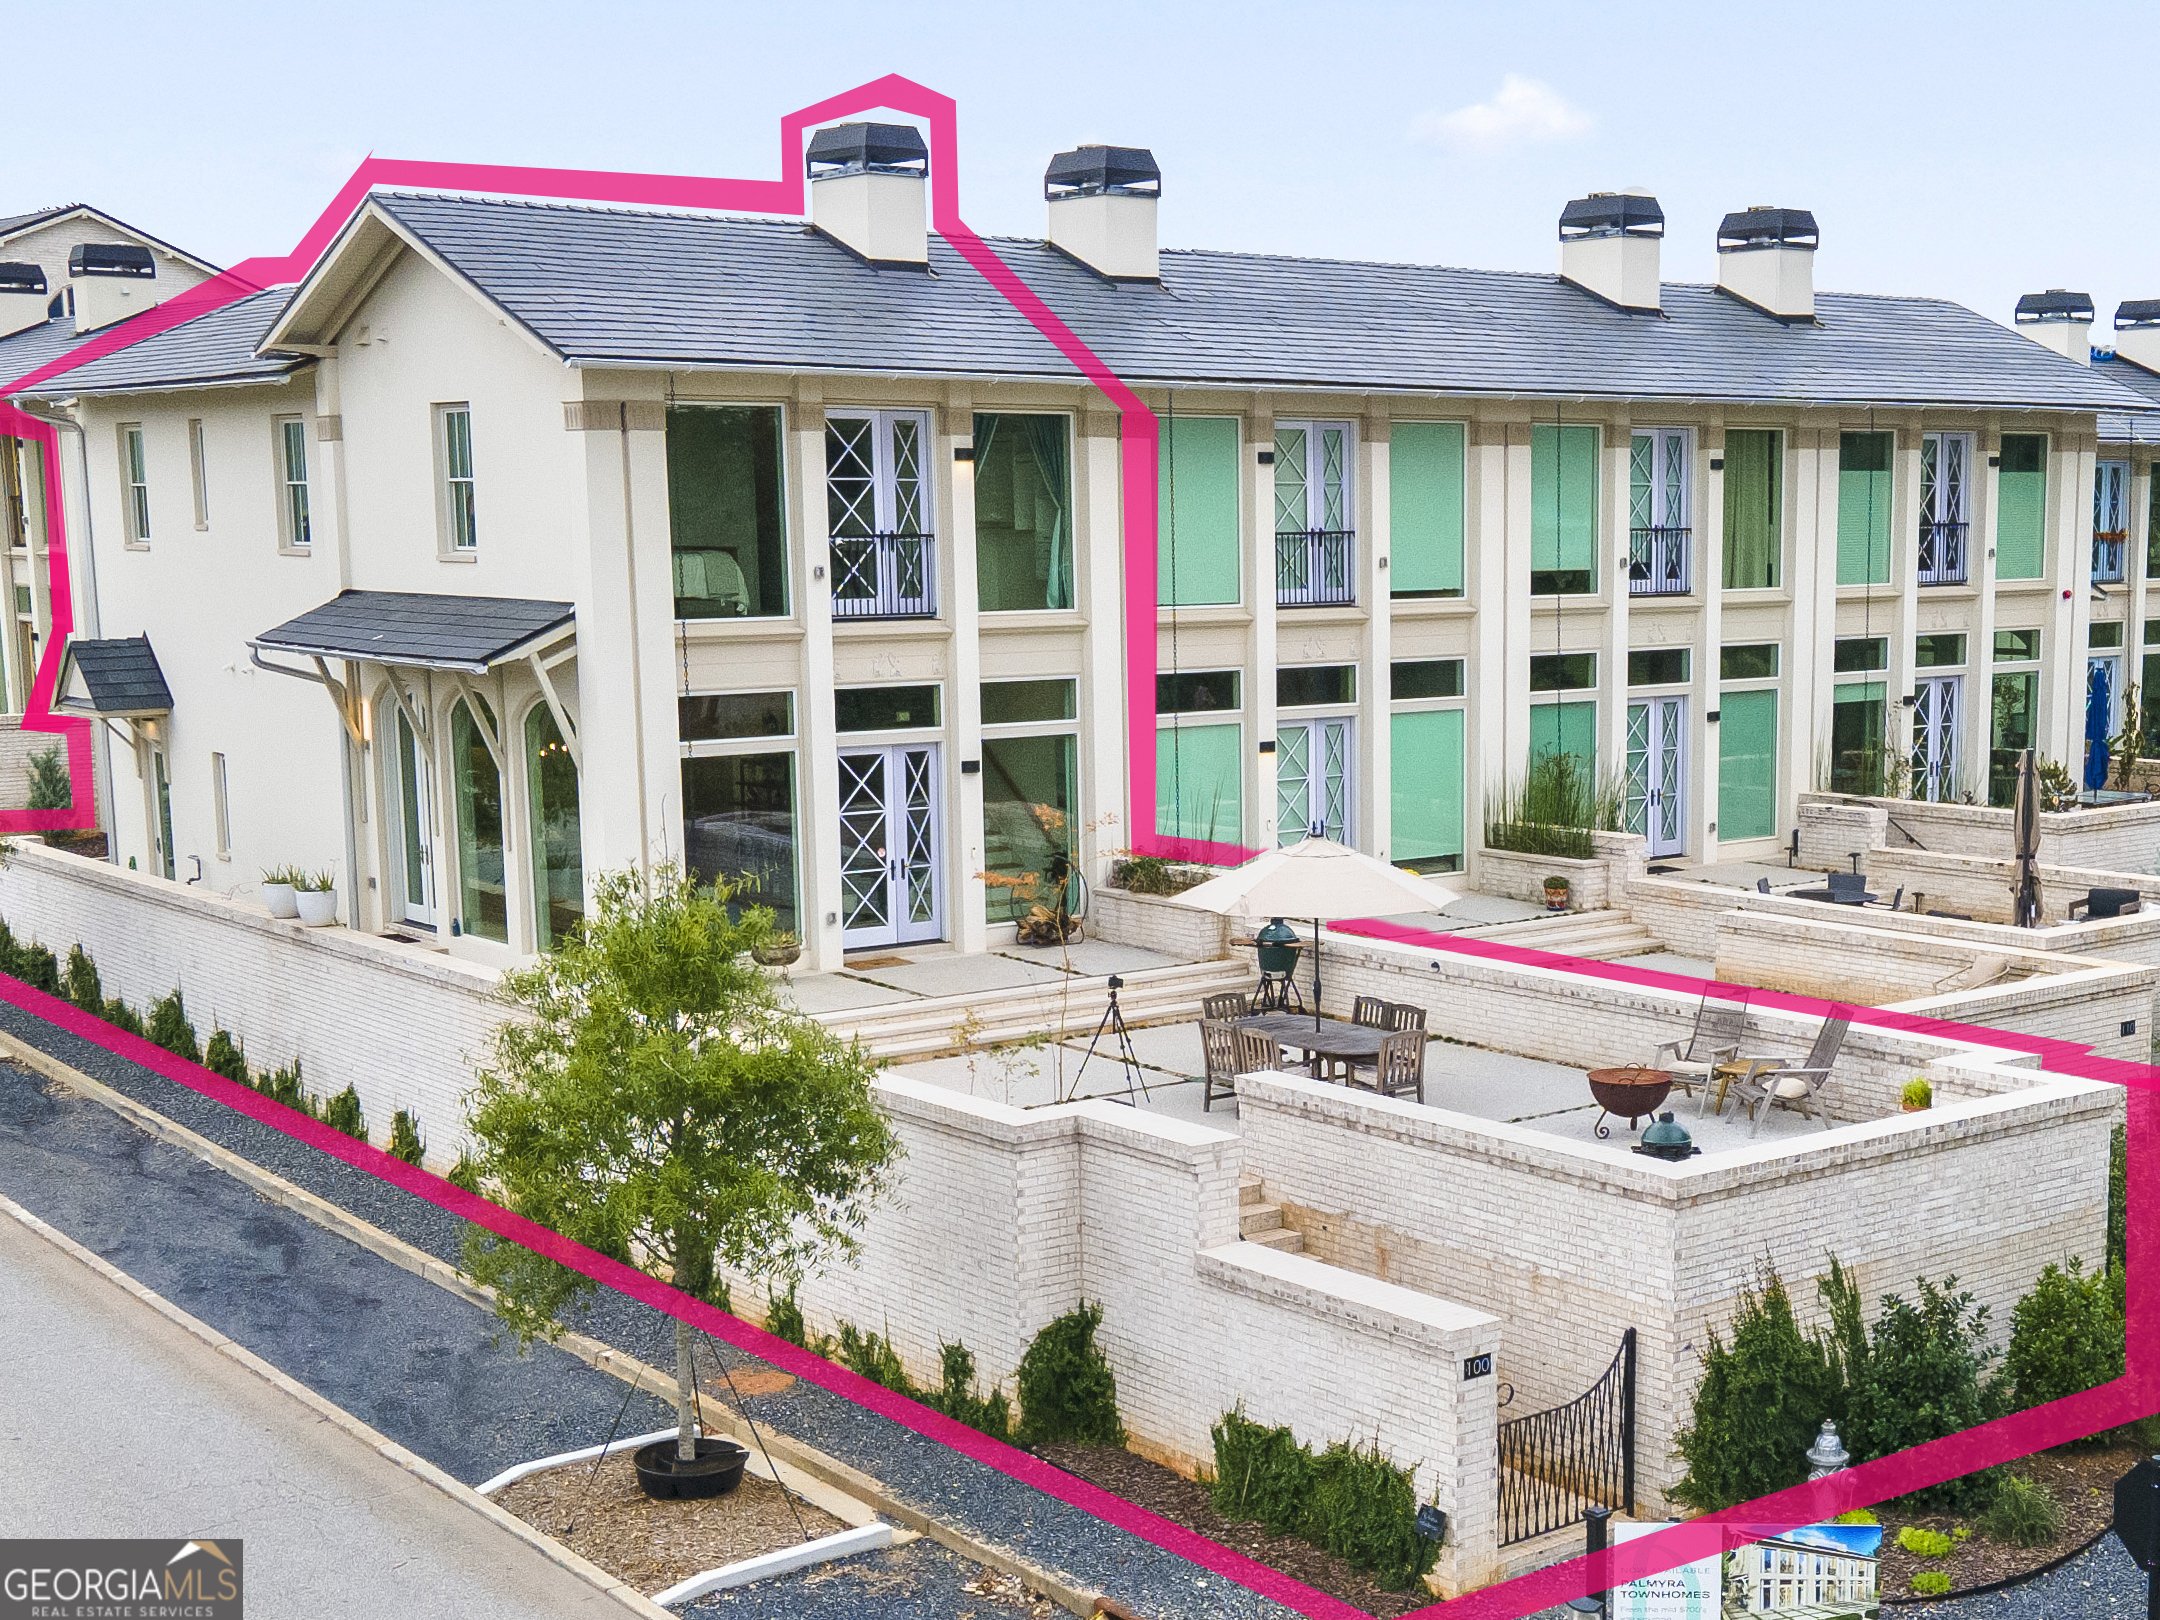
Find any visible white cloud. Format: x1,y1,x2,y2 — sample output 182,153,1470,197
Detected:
1413,74,1594,153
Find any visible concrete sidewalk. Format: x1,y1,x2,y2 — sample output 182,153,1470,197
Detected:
0,1202,626,1620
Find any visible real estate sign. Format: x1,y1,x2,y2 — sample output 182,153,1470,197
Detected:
1607,1523,1721,1620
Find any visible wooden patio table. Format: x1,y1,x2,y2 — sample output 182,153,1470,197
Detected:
1236,1012,1388,1081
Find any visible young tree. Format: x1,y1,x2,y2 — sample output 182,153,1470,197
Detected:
463,863,899,1464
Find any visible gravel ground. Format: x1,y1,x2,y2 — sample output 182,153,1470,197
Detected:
0,1003,1306,1620
1904,1533,2148,1617
683,1540,1054,1619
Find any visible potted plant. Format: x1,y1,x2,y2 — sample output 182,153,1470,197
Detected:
753,929,802,968
1901,1076,1933,1113
1542,874,1571,913
260,865,304,920
294,870,339,927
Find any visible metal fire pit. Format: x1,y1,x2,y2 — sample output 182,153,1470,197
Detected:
1586,1066,1674,1139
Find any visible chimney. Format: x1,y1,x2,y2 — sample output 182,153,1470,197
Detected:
2112,300,2160,374
1044,145,1161,282
70,242,158,335
806,123,929,267
0,262,47,341
1715,207,1818,321
2013,289,2094,364
1558,191,1664,312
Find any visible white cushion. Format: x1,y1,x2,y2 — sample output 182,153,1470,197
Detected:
1774,1077,1812,1100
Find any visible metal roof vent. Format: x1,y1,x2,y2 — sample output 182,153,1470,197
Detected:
1558,191,1663,312
2014,289,2094,364
806,122,929,268
0,262,48,341
1044,145,1160,283
2114,299,2160,374
68,241,159,335
1715,206,1818,322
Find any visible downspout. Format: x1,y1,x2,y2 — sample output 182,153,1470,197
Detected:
618,403,650,877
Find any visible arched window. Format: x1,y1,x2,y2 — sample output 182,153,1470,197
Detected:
525,704,583,950
451,696,507,942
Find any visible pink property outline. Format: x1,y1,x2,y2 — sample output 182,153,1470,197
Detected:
0,73,2150,1617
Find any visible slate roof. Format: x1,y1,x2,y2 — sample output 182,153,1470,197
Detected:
348,190,2157,412
2095,354,2160,444
57,636,172,715
0,314,93,390
0,206,84,240
20,286,304,396
253,590,575,673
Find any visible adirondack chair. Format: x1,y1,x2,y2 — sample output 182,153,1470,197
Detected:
1651,991,1750,1114
1728,1013,1851,1135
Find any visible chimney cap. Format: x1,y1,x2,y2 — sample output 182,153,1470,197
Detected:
68,242,154,279
1559,192,1664,239
1716,207,1818,250
2014,288,2094,323
1044,145,1161,200
806,122,928,178
0,262,47,294
2115,299,2160,328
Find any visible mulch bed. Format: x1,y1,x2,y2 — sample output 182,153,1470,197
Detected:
495,1449,846,1594
1036,1442,1429,1618
1874,1440,2140,1602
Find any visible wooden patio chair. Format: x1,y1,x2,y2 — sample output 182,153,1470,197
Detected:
1348,1028,1425,1104
1231,1025,1283,1081
1381,1002,1426,1032
1651,990,1750,1115
1728,1013,1851,1135
1352,994,1390,1029
1199,1018,1242,1112
1202,991,1250,1021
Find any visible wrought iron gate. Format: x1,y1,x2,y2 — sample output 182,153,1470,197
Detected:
1496,1328,1636,1546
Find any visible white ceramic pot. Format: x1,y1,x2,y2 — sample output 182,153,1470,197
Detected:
263,882,300,919
295,889,339,927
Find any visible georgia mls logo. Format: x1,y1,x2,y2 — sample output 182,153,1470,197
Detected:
1,1539,242,1618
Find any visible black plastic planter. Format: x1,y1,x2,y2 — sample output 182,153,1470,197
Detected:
632,1437,749,1500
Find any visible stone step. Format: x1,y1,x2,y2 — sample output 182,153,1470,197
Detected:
1243,1225,1304,1254
1238,1176,1266,1207
1237,1200,1288,1237
1467,909,1660,962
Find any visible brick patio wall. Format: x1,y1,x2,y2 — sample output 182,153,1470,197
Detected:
1799,791,2160,871
0,717,62,811
1862,846,2160,929
1475,831,1648,913
1088,886,1236,960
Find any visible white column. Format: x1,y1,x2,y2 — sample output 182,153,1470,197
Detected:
1970,419,2003,797
793,385,844,973
1887,421,1924,773
944,388,987,955
1363,409,1392,858
1697,420,1725,860
2041,431,2093,765
2131,455,2153,744
1600,415,1632,811
1786,421,1830,831
1249,405,1275,850
1079,407,1128,882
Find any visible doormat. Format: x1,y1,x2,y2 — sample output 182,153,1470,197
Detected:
1646,865,1680,875
844,955,912,971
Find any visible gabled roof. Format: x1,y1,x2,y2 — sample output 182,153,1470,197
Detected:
56,636,172,717
0,312,92,390
2093,354,2160,446
252,590,575,674
0,203,220,276
9,287,304,397
257,189,2157,413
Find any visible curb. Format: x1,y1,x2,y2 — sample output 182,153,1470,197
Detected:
0,1027,1103,1618
0,1188,677,1620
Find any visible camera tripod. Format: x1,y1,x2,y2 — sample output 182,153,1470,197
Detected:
1070,974,1151,1106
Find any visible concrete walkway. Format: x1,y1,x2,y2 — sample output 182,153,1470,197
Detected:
0,1200,625,1620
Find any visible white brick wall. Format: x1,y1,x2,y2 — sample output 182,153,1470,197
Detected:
1088,886,1235,959
1799,791,2160,873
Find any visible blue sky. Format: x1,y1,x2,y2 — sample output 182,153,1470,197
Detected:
5,2,2153,333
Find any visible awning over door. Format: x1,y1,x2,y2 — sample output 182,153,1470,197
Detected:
250,589,575,673
55,635,173,718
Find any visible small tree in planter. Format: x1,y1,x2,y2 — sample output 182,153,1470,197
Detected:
462,862,899,1491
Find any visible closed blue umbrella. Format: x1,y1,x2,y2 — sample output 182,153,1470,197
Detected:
2085,664,2112,794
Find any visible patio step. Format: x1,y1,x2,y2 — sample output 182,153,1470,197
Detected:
1236,1176,1303,1253
822,957,1257,1060
1466,909,1661,962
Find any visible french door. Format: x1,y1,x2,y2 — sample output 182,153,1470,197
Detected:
1276,718,1352,845
1918,432,1971,584
826,411,935,617
838,743,942,948
150,744,176,881
1911,676,1962,802
387,710,437,926
1624,697,1686,856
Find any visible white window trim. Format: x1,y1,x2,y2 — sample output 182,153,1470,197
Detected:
824,409,934,536
1273,419,1356,535
1629,426,1692,532
118,423,150,548
273,414,311,552
978,676,1081,737
435,403,478,557
187,419,209,531
210,751,231,859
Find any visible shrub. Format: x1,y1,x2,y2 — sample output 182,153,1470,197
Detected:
1979,1474,2062,1548
144,990,200,1063
0,916,20,976
1897,1526,1954,1558
388,1109,426,1166
765,1284,808,1349
320,1085,367,1142
1671,1266,1843,1511
1832,1508,1879,1525
1016,1301,1125,1447
1483,751,1623,861
446,1152,483,1194
258,1060,312,1116
2007,1259,2122,1410
924,1341,1013,1442
1901,1076,1932,1110
833,1322,911,1393
17,942,58,996
1304,1437,1439,1592
25,744,71,812
1211,1407,1314,1536
202,1029,249,1084
2109,1122,2127,1282
101,997,146,1038
1845,1275,2008,1511
1112,855,1204,896
1910,1571,1952,1596
62,946,102,1014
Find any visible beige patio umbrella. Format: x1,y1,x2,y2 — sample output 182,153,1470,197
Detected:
1171,837,1467,1029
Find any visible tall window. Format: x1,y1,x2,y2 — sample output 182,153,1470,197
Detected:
2094,459,2129,583
981,678,1078,923
438,405,477,552
1530,422,1598,595
275,416,310,549
120,424,150,544
826,410,928,536
1157,668,1241,846
1917,432,1970,585
1836,431,1893,586
1529,652,1597,775
188,418,209,530
525,705,583,951
1391,658,1465,874
668,405,787,618
682,752,800,938
1158,415,1240,606
1996,435,2048,581
451,696,507,942
973,414,1072,612
1389,421,1464,598
1629,427,1690,593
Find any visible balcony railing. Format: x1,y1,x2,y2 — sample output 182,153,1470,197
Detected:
2094,533,2128,584
1918,520,1969,586
831,530,936,619
1627,526,1690,596
1276,529,1356,607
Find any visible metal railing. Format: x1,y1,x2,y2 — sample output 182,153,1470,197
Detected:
830,530,936,619
1275,529,1356,607
1918,520,1969,585
1627,526,1690,596
1496,1328,1636,1547
2094,533,2128,584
